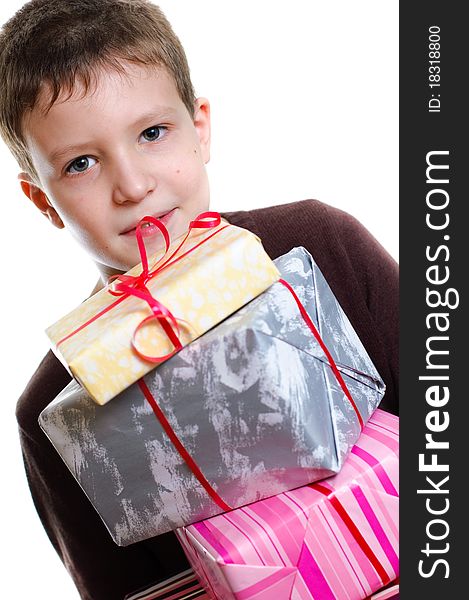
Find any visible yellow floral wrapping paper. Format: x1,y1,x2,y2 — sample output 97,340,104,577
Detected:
46,221,280,405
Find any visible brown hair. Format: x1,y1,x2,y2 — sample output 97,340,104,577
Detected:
0,0,196,182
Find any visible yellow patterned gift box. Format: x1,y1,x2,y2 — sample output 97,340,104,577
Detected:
46,213,280,405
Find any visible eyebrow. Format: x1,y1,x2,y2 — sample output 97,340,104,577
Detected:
49,143,96,166
48,106,179,165
132,107,178,130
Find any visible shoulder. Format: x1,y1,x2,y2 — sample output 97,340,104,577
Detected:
222,199,396,292
222,199,373,260
16,351,71,439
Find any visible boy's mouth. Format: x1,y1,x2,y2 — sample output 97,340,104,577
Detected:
120,208,177,238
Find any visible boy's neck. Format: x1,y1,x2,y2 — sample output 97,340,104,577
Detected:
90,263,126,295
90,276,107,295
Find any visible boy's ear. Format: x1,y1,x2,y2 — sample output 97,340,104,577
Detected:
193,97,211,164
17,172,64,229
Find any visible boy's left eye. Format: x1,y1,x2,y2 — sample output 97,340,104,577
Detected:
140,125,166,143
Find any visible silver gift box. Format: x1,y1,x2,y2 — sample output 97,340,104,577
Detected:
39,247,385,546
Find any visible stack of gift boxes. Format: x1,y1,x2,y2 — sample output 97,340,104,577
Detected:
39,213,399,599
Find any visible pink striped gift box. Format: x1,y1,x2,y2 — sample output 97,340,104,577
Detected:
177,409,398,600
124,569,398,600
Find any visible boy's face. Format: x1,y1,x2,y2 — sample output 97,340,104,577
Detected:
20,63,211,277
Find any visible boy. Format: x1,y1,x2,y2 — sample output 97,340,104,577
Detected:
0,1,398,599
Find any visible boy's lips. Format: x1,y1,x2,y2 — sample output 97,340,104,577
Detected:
120,208,177,238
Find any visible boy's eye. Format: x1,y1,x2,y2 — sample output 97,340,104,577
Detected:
140,125,166,143
66,156,96,174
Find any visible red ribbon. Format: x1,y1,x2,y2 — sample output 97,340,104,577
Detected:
279,278,364,430
138,378,232,512
139,277,362,512
57,212,229,363
311,482,392,587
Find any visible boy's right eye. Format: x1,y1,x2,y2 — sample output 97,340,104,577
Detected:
66,156,96,175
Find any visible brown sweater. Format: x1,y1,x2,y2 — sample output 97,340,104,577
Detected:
16,200,398,600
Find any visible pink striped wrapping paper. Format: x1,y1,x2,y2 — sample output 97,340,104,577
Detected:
176,409,398,600
124,569,398,600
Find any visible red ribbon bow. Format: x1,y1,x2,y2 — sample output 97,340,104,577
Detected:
57,211,228,363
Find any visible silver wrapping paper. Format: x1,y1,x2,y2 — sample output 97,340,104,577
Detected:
39,247,385,546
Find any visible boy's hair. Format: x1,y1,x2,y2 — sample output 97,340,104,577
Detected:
0,0,195,183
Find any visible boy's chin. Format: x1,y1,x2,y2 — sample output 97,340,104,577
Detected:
94,212,212,281
95,246,165,281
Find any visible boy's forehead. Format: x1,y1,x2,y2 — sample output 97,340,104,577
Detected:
33,62,176,116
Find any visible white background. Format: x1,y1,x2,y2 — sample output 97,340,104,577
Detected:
0,1,398,598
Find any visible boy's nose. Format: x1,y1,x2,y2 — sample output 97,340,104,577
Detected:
111,158,156,205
